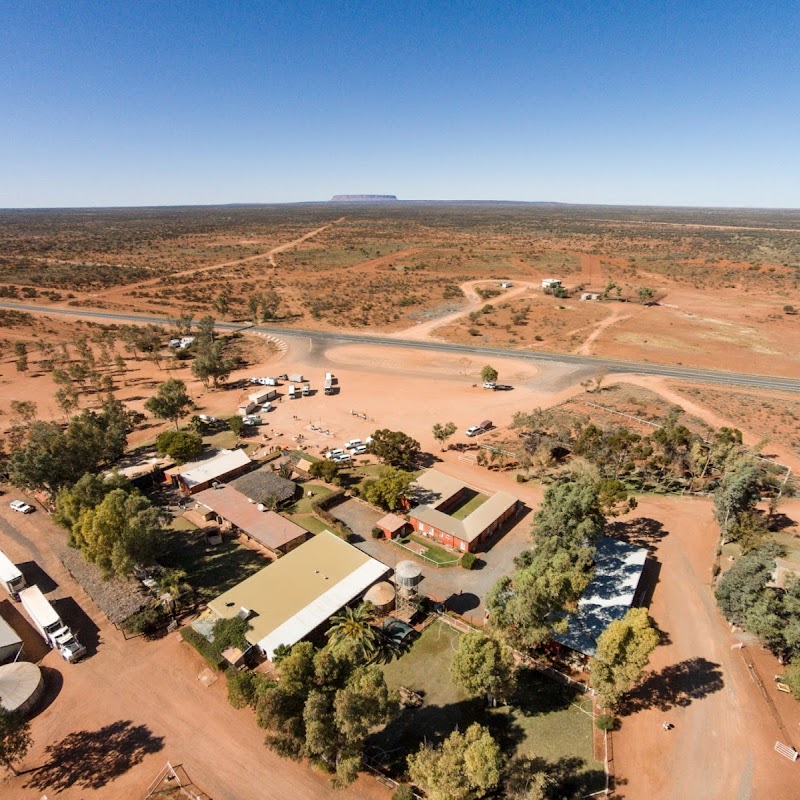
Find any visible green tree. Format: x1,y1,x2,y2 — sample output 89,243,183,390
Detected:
590,608,659,710
228,415,244,437
155,429,204,464
326,603,380,663
257,642,396,785
144,378,193,429
260,289,281,320
192,340,235,388
210,616,251,659
309,458,341,484
72,488,164,578
212,291,231,318
432,421,457,451
407,723,502,800
533,476,606,546
785,660,800,700
480,364,499,384
10,400,37,425
714,458,764,539
0,708,32,776
637,286,655,303
450,633,517,706
596,478,638,517
367,429,421,469
53,471,129,533
715,542,780,627
361,467,415,511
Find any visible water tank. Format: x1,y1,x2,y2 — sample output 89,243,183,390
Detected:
395,560,422,588
364,581,396,613
0,662,44,716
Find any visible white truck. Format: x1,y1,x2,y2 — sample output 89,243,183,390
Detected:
301,383,311,396
324,379,333,395
288,384,297,399
0,549,26,600
19,586,87,663
288,373,304,383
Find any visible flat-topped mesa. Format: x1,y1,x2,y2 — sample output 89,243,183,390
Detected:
330,194,398,202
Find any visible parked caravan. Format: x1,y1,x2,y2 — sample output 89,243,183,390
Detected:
0,549,25,600
19,586,86,662
301,383,311,396
288,384,297,399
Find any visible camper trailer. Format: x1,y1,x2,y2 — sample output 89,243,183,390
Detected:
0,549,25,600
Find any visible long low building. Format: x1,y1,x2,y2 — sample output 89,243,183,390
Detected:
165,449,252,495
194,485,309,556
206,531,390,660
408,470,520,553
555,536,648,658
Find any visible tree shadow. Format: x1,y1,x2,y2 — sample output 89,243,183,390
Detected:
619,657,724,716
606,517,667,552
505,755,606,799
511,668,579,717
445,592,480,614
416,452,443,469
767,512,797,532
25,720,164,792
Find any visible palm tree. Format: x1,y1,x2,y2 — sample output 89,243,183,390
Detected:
159,568,193,612
326,602,380,662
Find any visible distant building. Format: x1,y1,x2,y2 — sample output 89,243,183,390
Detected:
407,470,520,553
194,485,309,557
165,449,252,495
203,531,389,660
580,292,601,301
554,537,648,658
541,278,562,289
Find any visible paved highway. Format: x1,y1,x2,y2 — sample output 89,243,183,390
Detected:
3,301,799,393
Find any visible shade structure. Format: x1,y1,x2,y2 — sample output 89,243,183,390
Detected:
0,661,44,716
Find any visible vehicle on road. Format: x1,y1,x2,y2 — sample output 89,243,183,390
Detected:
0,549,26,600
19,586,87,662
10,500,34,514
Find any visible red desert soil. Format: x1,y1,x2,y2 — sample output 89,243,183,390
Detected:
609,495,800,800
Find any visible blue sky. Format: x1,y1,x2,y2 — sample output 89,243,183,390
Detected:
2,1,799,208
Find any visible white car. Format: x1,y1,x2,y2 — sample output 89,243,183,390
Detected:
10,500,34,514
350,444,368,455
483,382,497,390
465,426,482,437
242,415,262,426
332,453,352,463
344,438,362,449
325,449,345,459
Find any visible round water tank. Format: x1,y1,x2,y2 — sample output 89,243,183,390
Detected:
0,662,44,717
364,581,396,613
395,560,422,588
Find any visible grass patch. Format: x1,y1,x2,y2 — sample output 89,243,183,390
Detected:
773,530,800,562
283,482,335,515
397,534,460,566
204,430,239,450
449,489,489,520
160,526,266,603
289,514,331,535
373,619,603,793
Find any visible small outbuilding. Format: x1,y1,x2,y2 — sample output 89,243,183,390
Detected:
375,513,409,540
580,292,601,302
0,661,44,716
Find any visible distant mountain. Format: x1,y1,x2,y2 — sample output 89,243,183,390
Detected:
330,194,398,202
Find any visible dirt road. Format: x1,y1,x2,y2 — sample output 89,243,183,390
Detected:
610,495,798,800
93,218,346,298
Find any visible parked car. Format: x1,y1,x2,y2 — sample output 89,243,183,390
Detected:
345,439,362,449
9,500,34,514
198,414,218,423
350,444,368,455
465,420,492,437
325,449,345,459
332,453,352,463
242,415,262,426
483,382,497,390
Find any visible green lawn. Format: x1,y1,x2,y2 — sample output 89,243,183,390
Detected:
371,619,604,794
342,464,423,494
774,530,800,563
283,482,335,515
160,523,267,603
289,514,331,535
449,490,489,520
204,430,239,450
394,534,460,566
